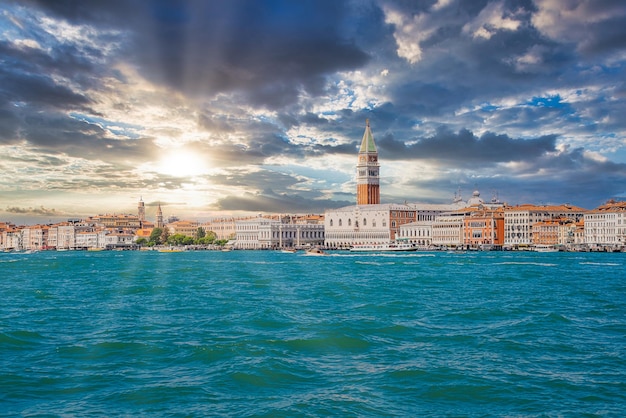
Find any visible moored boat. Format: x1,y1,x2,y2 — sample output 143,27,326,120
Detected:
305,247,327,256
349,242,417,252
158,247,184,253
533,245,559,252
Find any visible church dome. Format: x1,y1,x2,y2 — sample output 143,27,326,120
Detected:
468,189,484,206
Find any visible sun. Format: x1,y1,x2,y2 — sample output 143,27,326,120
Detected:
156,150,207,177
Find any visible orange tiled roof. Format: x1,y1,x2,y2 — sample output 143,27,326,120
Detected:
590,200,626,212
505,204,587,212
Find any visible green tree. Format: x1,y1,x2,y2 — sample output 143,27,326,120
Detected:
136,237,147,246
197,227,205,239
196,230,216,245
149,228,163,245
167,233,186,246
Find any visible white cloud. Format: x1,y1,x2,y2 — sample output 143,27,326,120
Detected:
508,45,547,73
382,6,437,64
12,38,43,50
462,1,523,40
532,0,626,43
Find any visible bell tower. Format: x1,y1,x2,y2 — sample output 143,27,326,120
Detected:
356,119,380,205
138,196,145,224
156,203,164,228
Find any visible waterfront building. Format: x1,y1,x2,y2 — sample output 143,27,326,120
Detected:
573,220,585,246
202,217,240,240
531,218,575,247
397,221,433,247
20,227,31,250
100,231,136,249
75,230,101,249
1,227,22,251
0,222,15,251
431,212,465,248
24,224,49,250
584,200,626,249
92,214,141,230
234,215,324,249
356,119,380,205
504,204,587,247
47,225,58,249
56,223,76,250
167,220,199,238
134,227,154,242
463,207,505,248
325,204,397,248
0,222,15,250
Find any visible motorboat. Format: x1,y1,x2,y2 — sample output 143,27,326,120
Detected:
349,242,417,252
305,247,327,256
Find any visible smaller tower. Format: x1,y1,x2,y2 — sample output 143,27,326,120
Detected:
156,203,163,229
138,196,145,224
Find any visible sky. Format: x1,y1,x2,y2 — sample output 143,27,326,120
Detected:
1,0,626,224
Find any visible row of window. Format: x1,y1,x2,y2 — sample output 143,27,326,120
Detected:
329,219,388,228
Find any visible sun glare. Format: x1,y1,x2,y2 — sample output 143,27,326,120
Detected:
156,150,207,177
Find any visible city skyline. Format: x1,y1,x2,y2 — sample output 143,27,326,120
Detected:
2,0,626,225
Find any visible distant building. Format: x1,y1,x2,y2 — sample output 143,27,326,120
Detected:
202,217,239,241
584,200,626,249
167,220,199,238
504,204,587,247
463,207,505,248
397,221,432,247
431,212,465,247
532,217,575,247
92,214,141,230
234,215,324,249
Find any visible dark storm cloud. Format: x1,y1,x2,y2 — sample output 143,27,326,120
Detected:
3,0,626,215
16,111,158,163
208,167,351,212
213,190,351,213
5,205,64,216
209,169,304,193
0,41,93,146
25,0,370,109
379,0,584,117
403,144,626,209
377,127,556,164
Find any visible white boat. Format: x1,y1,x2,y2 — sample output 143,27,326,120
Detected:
534,245,559,252
349,242,417,252
305,247,327,256
280,248,297,254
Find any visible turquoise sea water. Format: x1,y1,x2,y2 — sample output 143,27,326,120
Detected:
1,250,625,416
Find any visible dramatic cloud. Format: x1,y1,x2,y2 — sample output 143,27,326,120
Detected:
1,0,626,224
6,206,64,216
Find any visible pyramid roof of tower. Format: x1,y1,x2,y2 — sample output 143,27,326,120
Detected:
359,119,377,153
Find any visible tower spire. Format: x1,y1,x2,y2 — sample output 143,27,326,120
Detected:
156,202,163,229
356,119,380,205
138,196,145,224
